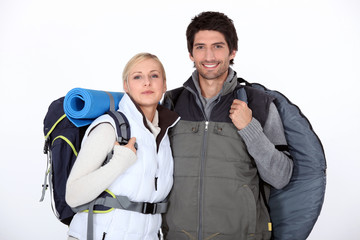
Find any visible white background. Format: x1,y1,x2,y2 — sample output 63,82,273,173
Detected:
1,0,359,239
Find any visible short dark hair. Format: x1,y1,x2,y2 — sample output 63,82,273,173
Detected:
186,11,238,65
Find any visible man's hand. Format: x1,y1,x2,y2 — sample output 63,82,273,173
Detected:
229,99,252,130
114,137,137,153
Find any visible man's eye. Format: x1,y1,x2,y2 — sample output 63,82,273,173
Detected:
195,46,204,50
215,45,223,49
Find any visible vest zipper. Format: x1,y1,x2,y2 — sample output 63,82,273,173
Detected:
198,121,209,240
185,84,221,239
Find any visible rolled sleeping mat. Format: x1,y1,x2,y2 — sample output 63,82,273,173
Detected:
64,88,124,127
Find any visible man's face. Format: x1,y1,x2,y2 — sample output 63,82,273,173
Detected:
190,30,236,83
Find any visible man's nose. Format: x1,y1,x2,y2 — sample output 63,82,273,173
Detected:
205,49,216,61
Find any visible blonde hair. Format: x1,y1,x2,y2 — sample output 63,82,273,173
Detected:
122,53,166,86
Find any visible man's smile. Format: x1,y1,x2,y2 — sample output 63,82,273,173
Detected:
202,62,219,69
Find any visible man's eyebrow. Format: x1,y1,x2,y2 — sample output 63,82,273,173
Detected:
212,42,226,45
194,42,226,46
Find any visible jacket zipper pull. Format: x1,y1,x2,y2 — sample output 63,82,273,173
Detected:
155,177,158,191
205,121,209,131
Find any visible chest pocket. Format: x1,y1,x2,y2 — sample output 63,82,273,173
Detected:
208,122,252,163
205,122,257,184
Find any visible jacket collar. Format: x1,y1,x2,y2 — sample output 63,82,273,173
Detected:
119,93,180,152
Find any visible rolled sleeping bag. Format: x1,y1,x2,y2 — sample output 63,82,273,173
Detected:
64,88,124,127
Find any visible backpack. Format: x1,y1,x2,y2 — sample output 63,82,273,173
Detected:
237,78,326,240
39,96,131,225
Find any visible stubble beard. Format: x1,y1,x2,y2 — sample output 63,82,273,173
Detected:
197,61,229,81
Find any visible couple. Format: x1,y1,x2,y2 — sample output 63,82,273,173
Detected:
65,11,293,240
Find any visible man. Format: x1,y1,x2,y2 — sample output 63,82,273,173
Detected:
162,11,293,240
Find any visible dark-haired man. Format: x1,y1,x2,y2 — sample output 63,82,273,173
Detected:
162,11,293,240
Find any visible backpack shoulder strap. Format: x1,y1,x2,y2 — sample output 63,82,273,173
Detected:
106,110,132,146
103,90,136,148
101,110,137,166
236,78,275,127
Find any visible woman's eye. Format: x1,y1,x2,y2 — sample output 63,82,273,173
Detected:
151,74,159,78
133,75,141,80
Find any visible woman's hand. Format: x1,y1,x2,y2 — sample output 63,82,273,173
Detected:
114,137,137,154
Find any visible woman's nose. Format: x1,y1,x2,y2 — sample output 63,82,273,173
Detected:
143,76,151,85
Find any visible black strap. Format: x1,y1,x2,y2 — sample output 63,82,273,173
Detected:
106,110,133,147
275,144,289,152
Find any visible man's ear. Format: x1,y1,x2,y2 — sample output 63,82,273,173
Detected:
189,52,194,62
230,50,237,60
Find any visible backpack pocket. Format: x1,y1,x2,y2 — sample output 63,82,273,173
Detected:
50,132,79,224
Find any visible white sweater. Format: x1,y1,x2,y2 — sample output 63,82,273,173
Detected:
66,94,178,240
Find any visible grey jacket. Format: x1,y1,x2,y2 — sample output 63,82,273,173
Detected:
162,69,293,240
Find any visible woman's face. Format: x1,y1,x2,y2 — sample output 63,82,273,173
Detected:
124,58,166,109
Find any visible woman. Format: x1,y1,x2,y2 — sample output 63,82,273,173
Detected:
65,53,180,240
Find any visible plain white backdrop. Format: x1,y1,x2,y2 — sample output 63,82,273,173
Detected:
1,0,359,239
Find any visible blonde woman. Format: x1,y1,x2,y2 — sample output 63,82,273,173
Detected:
65,53,180,240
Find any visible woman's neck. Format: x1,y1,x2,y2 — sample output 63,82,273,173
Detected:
140,105,157,122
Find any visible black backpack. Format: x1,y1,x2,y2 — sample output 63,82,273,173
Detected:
39,96,131,225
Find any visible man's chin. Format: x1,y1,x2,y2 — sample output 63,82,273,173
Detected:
199,70,225,81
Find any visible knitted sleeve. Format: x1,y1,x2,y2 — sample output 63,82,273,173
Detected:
238,102,293,189
65,123,137,207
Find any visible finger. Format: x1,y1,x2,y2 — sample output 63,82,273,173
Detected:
232,99,243,104
230,103,242,111
231,100,244,109
128,137,136,145
233,99,249,107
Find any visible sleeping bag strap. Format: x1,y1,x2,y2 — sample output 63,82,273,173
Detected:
104,91,116,112
73,194,168,240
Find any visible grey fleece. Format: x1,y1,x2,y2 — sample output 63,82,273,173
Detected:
191,68,293,189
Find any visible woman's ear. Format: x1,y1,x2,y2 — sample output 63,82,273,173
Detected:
163,81,167,93
123,80,129,93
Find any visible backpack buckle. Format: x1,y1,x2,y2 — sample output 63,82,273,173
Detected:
119,137,138,150
142,202,157,214
118,137,129,146
43,137,50,154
